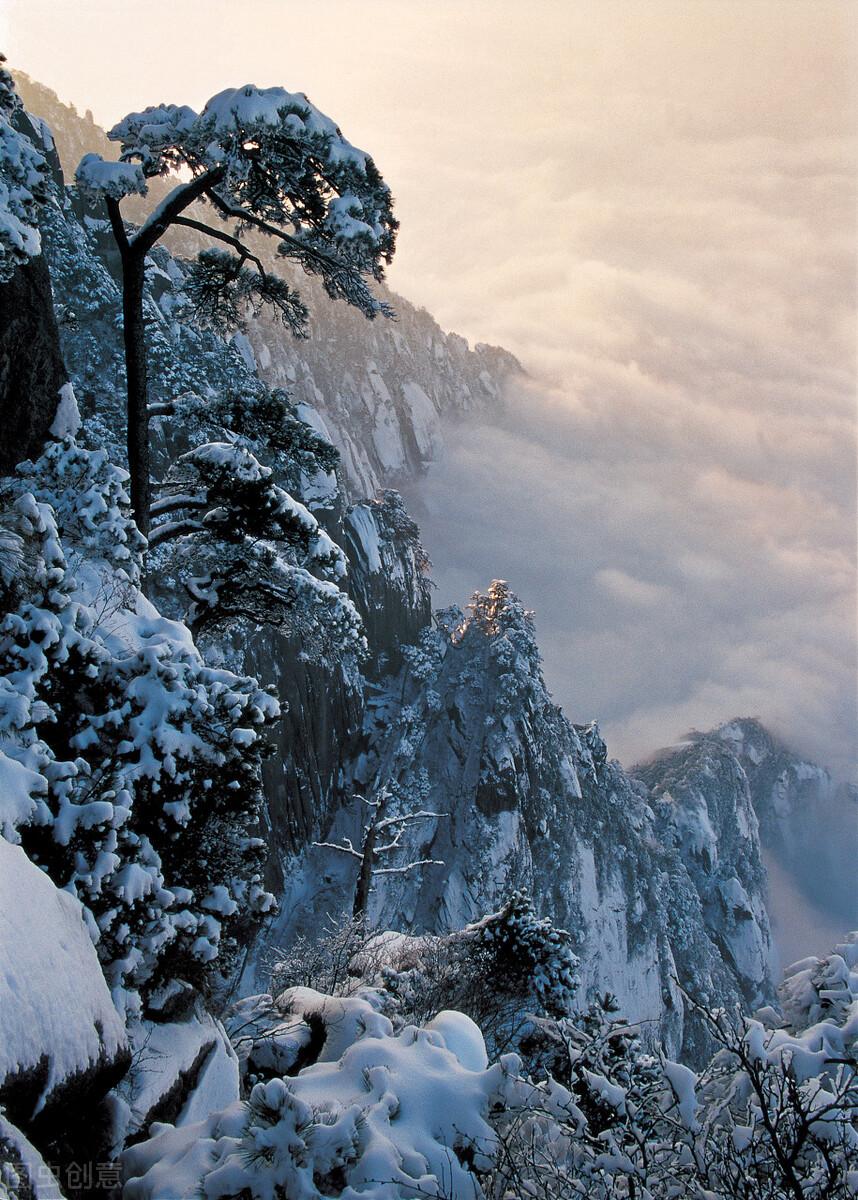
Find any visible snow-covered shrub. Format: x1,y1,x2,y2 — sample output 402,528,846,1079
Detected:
267,914,374,1001
149,438,363,661
0,59,49,282
15,434,145,587
400,623,444,684
134,936,857,1200
385,894,578,1058
269,894,578,1063
469,891,579,1020
485,944,858,1200
124,988,512,1200
778,933,858,1033
0,446,278,1007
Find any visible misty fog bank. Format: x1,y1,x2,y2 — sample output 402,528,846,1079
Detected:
401,368,857,784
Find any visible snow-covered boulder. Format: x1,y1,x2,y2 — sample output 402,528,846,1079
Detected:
778,933,858,1034
112,1005,240,1152
0,839,128,1128
0,1113,65,1199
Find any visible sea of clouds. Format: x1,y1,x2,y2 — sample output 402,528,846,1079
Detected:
383,1,858,781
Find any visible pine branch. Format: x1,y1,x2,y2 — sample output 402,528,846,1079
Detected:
147,517,207,547
313,838,363,862
171,215,268,279
373,859,444,876
150,493,208,516
129,165,226,255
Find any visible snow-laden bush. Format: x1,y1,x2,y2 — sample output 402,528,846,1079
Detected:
15,434,145,587
124,987,515,1200
125,930,857,1200
0,443,278,1009
485,940,858,1200
0,58,48,281
149,437,364,660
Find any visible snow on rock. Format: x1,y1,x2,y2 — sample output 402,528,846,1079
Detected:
244,285,519,500
0,839,127,1121
401,380,443,460
424,1010,489,1072
0,65,48,281
0,1113,65,1199
113,1007,240,1150
123,988,509,1200
778,933,858,1034
0,744,46,842
47,381,81,439
710,717,858,940
344,491,431,670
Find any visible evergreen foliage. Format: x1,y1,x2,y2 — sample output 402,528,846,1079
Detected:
0,59,48,281
74,82,397,531
0,443,278,1010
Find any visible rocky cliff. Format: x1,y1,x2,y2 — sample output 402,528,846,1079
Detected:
264,584,778,1061
707,719,857,936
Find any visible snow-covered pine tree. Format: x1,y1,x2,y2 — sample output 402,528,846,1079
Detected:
147,386,364,662
0,55,48,282
0,441,278,1011
74,83,398,533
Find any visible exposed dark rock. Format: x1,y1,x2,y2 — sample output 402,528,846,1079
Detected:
344,490,432,674
0,252,67,474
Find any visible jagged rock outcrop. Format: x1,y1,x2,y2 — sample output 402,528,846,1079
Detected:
634,737,775,1057
245,632,364,869
245,304,519,498
344,490,432,672
268,584,776,1060
0,106,68,473
708,718,857,928
0,252,68,472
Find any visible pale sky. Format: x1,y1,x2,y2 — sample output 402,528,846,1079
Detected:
4,1,857,777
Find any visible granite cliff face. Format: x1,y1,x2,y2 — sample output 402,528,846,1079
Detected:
266,585,778,1060
243,304,518,499
707,719,857,938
